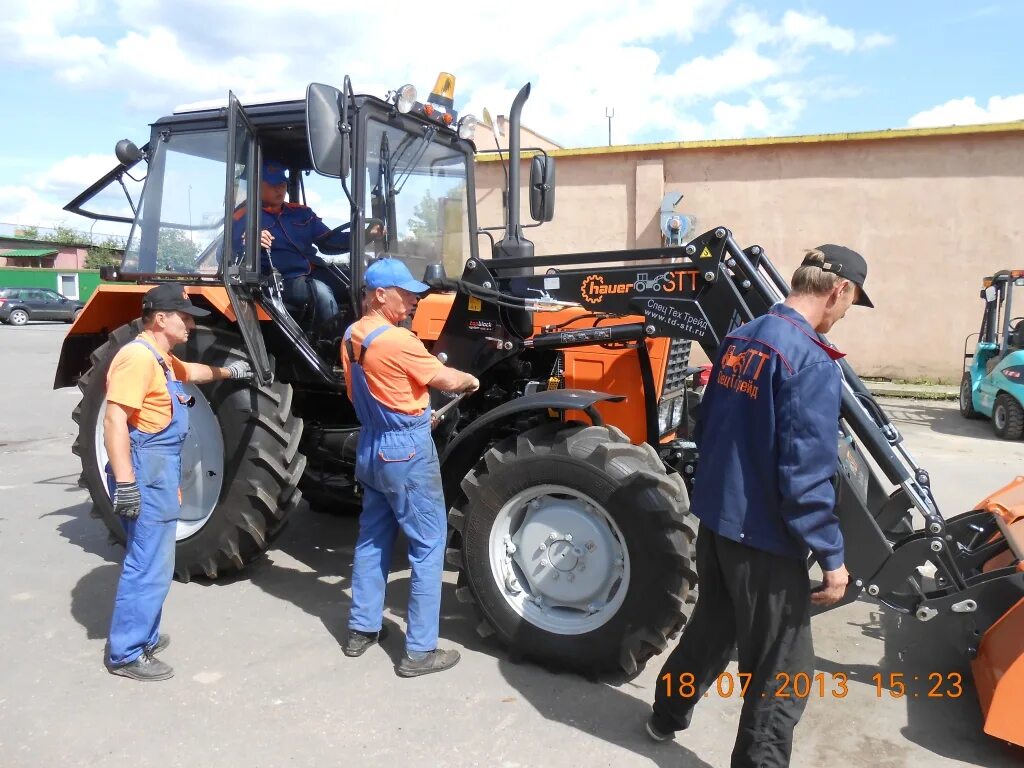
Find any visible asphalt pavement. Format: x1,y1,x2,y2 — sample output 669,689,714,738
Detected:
1,322,1022,768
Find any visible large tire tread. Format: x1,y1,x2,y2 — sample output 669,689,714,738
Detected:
451,421,696,678
72,321,306,582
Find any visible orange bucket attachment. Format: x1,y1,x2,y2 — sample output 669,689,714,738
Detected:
969,477,1024,747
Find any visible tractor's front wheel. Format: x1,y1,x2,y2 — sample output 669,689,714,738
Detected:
73,321,307,580
450,422,696,677
993,392,1024,440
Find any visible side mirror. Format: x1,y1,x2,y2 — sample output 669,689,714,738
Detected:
306,83,349,179
529,154,555,223
115,139,143,167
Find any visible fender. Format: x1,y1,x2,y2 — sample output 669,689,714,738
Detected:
439,388,625,505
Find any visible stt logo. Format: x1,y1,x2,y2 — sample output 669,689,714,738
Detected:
720,344,769,378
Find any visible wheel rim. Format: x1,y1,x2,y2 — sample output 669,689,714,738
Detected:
94,384,224,540
994,403,1006,430
488,483,630,635
11,310,27,325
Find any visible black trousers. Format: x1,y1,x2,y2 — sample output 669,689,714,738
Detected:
652,527,814,768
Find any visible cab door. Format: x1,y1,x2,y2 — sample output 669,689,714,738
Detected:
222,92,273,386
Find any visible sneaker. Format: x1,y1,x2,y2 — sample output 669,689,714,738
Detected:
108,653,174,682
146,634,170,656
342,626,388,657
396,648,461,678
645,715,675,743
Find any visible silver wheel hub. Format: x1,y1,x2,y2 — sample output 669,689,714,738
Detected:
94,383,224,541
489,484,629,634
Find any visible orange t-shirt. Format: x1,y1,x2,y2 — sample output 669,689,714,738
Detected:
342,316,443,415
106,331,191,433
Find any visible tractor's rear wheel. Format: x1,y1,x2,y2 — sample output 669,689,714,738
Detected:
450,422,696,677
72,321,306,580
959,372,981,419
993,393,1024,440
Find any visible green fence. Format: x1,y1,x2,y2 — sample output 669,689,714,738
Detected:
0,268,105,302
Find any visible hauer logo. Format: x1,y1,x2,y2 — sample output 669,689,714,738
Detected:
580,270,700,305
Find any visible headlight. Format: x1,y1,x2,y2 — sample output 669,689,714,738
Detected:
394,84,417,114
458,114,477,140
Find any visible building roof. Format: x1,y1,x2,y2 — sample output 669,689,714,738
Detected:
0,248,59,258
476,120,1024,162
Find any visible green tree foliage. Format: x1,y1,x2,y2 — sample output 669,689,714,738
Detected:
85,236,125,269
40,225,86,245
157,228,200,272
15,226,39,239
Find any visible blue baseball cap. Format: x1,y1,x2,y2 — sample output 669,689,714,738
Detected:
365,258,430,295
262,161,288,186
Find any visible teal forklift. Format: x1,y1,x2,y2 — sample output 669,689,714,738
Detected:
960,269,1024,438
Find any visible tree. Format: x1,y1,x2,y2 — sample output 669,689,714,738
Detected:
157,228,200,272
15,226,38,240
85,236,125,269
40,225,86,245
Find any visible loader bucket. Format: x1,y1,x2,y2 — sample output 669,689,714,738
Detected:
969,476,1024,747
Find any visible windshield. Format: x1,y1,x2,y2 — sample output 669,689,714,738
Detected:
122,130,229,275
363,117,471,282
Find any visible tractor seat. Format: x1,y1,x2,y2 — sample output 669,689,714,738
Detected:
1010,321,1024,350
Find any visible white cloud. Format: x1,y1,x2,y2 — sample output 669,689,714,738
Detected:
907,94,1024,128
0,2,897,228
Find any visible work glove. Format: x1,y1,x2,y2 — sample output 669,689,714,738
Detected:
113,481,142,519
226,360,253,380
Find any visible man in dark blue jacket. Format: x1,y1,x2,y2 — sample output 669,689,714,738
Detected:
646,245,873,767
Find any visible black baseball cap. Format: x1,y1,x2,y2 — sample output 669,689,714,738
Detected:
801,244,874,308
142,284,211,317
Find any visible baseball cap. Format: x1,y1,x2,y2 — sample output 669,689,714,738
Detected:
801,244,874,308
142,284,211,317
364,258,430,295
262,161,289,186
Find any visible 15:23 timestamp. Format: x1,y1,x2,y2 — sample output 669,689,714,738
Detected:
872,672,963,698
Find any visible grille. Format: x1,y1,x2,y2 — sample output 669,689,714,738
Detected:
662,338,693,395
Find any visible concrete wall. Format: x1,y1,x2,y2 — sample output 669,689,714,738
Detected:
473,125,1024,382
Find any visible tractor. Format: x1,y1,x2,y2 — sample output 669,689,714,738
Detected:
960,269,1024,439
54,74,1023,745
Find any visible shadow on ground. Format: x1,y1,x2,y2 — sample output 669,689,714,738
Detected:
881,400,1003,442
815,604,1023,767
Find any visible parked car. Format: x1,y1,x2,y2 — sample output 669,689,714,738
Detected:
0,287,85,325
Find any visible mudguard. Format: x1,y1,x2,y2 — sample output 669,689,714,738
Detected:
439,388,625,504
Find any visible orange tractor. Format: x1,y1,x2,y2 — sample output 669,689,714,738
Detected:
54,75,1022,745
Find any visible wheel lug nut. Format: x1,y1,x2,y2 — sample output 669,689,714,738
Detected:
538,542,547,551
548,532,557,541
585,541,596,551
567,574,575,582
551,572,559,580
578,563,586,571
565,533,573,542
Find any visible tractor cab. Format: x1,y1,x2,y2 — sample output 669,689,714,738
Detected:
64,76,479,382
960,269,1024,438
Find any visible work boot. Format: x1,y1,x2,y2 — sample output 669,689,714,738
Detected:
146,634,170,656
342,626,388,657
396,648,460,678
108,653,174,682
644,714,675,743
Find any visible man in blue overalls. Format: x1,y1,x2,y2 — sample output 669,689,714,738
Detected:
103,284,252,681
341,258,479,677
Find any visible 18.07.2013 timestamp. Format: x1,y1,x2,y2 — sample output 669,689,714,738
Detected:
660,671,964,699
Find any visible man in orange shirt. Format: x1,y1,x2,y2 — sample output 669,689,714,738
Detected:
104,284,252,681
341,258,478,676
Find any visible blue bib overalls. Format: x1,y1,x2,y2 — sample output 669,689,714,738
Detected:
106,338,189,667
344,324,447,653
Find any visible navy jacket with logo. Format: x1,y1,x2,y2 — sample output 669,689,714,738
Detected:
691,302,845,571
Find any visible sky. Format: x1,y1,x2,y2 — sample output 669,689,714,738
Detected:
0,0,1021,239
